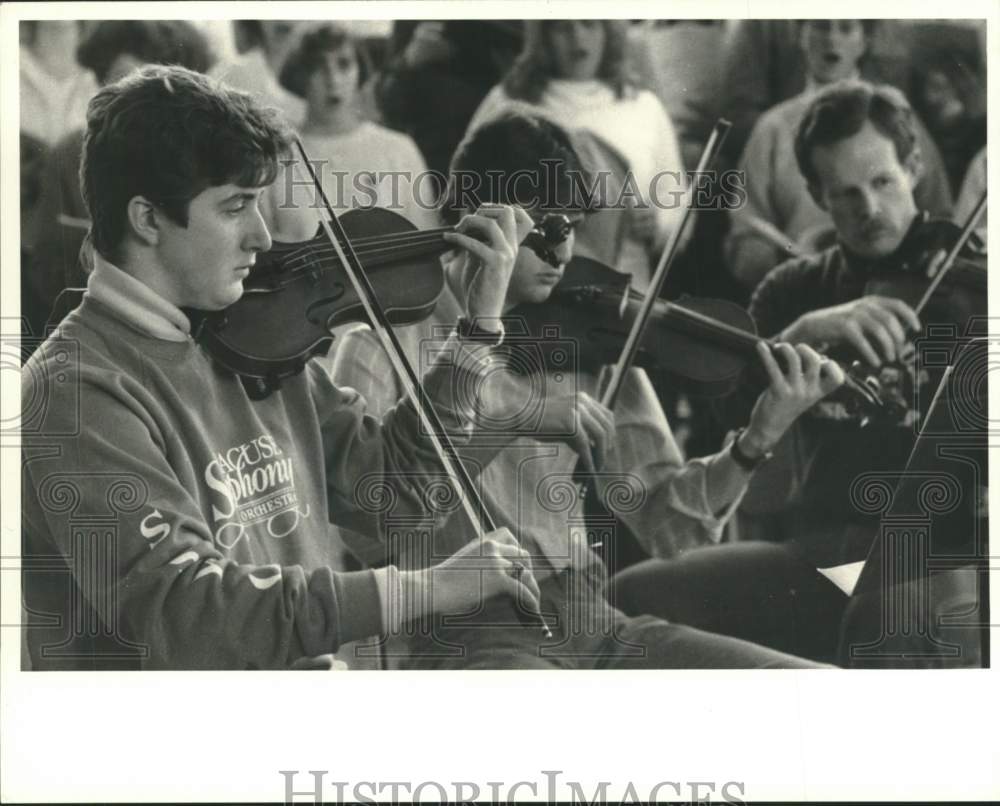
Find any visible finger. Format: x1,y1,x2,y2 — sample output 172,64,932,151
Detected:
773,342,802,379
585,396,615,438
486,527,518,549
796,344,823,384
579,405,608,471
441,230,502,267
818,357,846,393
510,205,536,244
484,204,519,254
864,303,909,350
844,320,882,368
872,305,908,349
454,213,509,251
580,395,615,452
574,425,597,475
756,341,788,390
924,248,947,278
512,559,542,606
506,576,542,617
858,316,897,363
873,296,922,334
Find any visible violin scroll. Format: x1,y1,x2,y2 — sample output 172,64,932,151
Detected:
521,213,573,268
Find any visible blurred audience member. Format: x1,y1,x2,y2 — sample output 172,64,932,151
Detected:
211,20,308,127
910,46,986,195
954,146,987,240
20,21,98,146
376,21,523,198
468,20,689,292
725,21,953,290
22,21,213,341
280,24,436,230
629,20,726,172
716,19,914,165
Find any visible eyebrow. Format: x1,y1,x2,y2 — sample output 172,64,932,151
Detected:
218,191,259,206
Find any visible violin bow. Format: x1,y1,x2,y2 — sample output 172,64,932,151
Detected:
915,190,988,317
290,138,553,638
598,119,732,409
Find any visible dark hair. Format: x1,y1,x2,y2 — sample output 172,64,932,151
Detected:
81,65,290,261
76,21,214,84
503,20,633,103
441,113,591,224
279,24,371,99
795,80,920,189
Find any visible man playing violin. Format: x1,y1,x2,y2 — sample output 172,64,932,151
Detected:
614,80,984,665
741,80,945,563
21,66,549,670
331,112,846,669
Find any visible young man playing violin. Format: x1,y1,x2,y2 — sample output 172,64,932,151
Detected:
330,112,845,669
613,81,985,665
20,66,549,670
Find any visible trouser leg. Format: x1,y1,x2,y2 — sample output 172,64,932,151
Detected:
608,542,847,663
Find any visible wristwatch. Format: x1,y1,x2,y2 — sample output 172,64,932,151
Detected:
456,316,505,347
729,428,774,472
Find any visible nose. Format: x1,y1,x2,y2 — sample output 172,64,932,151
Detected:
856,188,881,221
553,229,575,266
244,206,273,255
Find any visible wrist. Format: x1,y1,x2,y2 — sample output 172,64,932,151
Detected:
736,426,774,461
456,315,505,346
396,569,431,625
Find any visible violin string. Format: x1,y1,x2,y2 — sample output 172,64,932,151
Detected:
669,303,877,405
914,190,987,316
280,230,451,266
279,232,454,273
285,241,451,272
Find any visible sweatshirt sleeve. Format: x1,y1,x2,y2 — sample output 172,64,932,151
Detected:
22,354,384,670
315,324,498,546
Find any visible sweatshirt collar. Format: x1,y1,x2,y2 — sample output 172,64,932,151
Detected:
86,252,192,342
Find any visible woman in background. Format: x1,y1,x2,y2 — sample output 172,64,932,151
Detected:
20,21,98,146
210,20,308,128
467,20,689,292
280,24,437,230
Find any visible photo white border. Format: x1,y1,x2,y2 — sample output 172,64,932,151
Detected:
2,1,998,803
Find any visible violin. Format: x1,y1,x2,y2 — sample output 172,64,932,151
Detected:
863,205,987,331
193,205,572,393
507,255,885,415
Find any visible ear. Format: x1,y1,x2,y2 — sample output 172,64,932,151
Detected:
806,181,829,212
125,195,162,247
901,147,924,189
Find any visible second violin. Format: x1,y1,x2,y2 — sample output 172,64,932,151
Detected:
507,256,885,417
